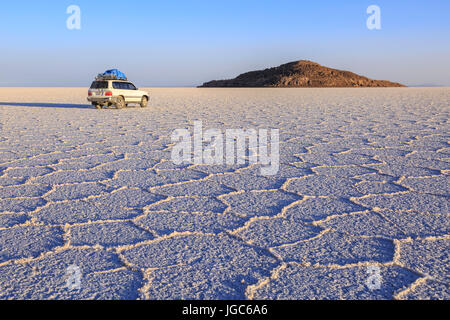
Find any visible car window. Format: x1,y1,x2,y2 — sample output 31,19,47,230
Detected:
90,81,108,89
112,82,137,90
113,82,124,89
127,83,137,90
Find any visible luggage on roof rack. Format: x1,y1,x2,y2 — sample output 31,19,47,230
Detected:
96,69,127,81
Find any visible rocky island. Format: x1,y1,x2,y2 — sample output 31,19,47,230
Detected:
199,60,405,88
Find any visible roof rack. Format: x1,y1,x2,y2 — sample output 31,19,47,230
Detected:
95,74,128,81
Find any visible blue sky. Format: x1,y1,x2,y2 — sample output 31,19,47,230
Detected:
1,0,449,86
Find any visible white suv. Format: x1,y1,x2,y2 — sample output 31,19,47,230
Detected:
87,80,149,109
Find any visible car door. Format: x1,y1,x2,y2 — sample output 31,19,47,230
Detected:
126,82,141,102
112,81,127,101
120,82,133,102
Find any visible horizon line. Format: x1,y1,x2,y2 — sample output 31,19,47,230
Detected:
0,85,448,88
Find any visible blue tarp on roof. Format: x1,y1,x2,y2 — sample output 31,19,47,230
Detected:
101,69,127,80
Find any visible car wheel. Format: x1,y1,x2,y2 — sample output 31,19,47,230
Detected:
140,96,148,108
116,96,125,109
93,103,102,109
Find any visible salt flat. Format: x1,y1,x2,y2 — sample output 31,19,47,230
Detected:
0,87,448,300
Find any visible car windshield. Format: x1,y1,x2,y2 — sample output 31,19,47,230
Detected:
90,81,108,89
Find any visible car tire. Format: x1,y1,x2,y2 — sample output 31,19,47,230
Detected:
93,103,102,109
116,96,125,109
140,96,148,108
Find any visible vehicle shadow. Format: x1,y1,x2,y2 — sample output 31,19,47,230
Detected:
0,102,93,109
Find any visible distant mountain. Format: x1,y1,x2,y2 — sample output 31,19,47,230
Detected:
199,60,405,88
